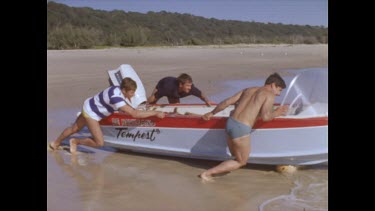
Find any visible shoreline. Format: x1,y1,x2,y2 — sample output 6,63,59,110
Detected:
47,43,327,51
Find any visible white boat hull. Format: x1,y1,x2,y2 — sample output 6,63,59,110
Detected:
101,66,328,166
101,124,327,165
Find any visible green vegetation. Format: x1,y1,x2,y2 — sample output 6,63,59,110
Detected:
47,2,328,49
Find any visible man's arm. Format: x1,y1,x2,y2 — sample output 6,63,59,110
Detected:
147,88,158,104
260,93,288,121
191,86,212,106
199,93,212,107
119,104,165,118
202,89,244,120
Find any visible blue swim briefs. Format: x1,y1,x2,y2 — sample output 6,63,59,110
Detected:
225,117,252,139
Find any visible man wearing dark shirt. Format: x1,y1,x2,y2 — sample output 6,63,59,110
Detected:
147,73,212,106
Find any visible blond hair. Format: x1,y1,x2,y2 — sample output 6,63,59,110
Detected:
120,77,137,91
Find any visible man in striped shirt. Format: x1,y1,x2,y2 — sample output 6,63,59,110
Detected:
49,77,165,154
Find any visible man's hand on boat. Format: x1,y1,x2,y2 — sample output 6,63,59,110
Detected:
202,112,214,121
275,105,289,116
156,111,166,118
206,100,216,107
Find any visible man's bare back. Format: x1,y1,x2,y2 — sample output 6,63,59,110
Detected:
231,87,276,127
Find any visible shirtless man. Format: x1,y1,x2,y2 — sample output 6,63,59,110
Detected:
49,77,165,154
147,73,212,106
199,73,289,181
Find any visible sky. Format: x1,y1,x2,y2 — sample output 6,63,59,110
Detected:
51,0,328,27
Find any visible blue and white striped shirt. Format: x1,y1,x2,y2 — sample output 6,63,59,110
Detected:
83,86,127,121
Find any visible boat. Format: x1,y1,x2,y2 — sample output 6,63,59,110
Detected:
99,65,328,165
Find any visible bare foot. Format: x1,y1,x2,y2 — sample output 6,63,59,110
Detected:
48,142,61,151
199,172,214,182
69,138,78,154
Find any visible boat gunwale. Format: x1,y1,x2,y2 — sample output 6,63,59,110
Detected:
99,111,328,129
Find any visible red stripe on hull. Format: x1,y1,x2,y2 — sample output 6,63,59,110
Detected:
99,113,328,129
253,117,328,128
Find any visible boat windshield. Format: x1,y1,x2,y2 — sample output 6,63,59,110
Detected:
281,69,328,117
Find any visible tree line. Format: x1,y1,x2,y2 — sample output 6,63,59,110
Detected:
47,1,328,49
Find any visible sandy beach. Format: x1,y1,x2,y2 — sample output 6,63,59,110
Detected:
47,44,328,211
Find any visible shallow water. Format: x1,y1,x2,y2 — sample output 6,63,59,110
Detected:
47,67,328,211
259,165,328,211
47,147,294,211
47,145,327,211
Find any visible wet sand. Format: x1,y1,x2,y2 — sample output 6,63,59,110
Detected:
47,44,328,211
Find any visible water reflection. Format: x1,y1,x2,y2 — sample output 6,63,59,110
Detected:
48,147,327,211
47,150,103,211
260,165,328,211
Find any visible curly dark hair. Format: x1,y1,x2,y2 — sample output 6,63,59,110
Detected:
264,73,286,88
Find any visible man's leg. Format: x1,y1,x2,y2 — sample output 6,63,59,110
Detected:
199,135,251,181
226,134,235,156
69,116,104,153
51,114,86,150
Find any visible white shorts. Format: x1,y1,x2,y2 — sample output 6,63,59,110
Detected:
82,98,102,121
